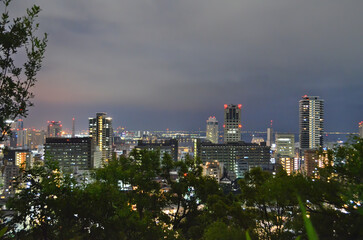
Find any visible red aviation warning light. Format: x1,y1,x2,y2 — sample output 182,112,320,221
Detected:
238,104,242,109
223,124,225,128
224,104,228,109
238,124,242,128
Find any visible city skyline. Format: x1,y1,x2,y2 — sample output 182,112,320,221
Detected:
10,1,363,132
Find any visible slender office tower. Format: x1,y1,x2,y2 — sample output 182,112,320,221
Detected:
206,116,219,144
72,117,75,138
299,95,324,150
89,113,113,162
359,121,363,138
223,104,242,143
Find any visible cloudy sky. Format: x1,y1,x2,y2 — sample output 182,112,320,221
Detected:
8,0,363,132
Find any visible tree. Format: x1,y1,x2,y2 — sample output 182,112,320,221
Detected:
5,160,72,239
238,168,307,240
202,221,246,240
0,0,47,141
5,155,175,240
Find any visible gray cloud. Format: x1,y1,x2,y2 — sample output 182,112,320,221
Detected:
10,0,363,131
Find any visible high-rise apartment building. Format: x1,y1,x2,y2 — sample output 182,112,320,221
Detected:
359,121,363,138
206,116,219,144
89,113,113,162
223,104,242,143
299,96,324,150
47,121,62,138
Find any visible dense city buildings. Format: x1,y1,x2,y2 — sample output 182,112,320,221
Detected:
223,104,242,143
44,137,99,171
27,129,46,150
299,96,324,151
359,121,363,138
89,113,113,162
47,121,62,138
9,119,26,148
206,116,219,144
197,141,271,179
1,149,32,196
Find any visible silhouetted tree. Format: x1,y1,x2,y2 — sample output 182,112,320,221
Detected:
0,0,47,141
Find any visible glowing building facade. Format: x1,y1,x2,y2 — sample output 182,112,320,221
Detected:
275,133,295,158
299,96,324,150
89,113,113,162
206,116,219,144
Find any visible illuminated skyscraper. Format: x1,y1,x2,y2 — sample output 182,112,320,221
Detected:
359,121,363,138
206,116,219,144
89,113,113,162
299,96,324,150
47,121,62,138
223,104,242,143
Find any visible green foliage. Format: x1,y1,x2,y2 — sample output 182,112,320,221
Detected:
0,0,47,140
203,221,246,240
246,231,252,240
297,196,319,240
0,226,8,237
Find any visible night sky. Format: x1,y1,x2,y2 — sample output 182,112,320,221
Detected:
9,0,363,132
